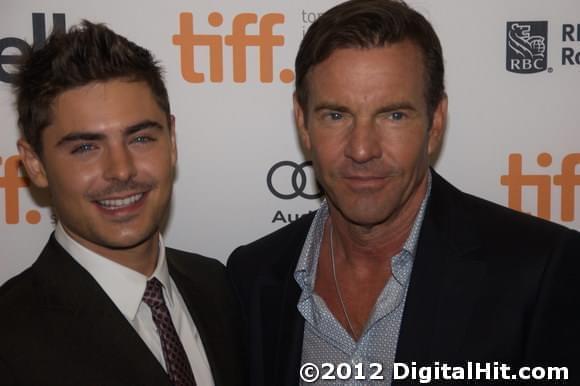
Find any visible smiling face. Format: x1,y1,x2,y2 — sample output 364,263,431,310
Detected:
294,41,446,229
19,79,176,262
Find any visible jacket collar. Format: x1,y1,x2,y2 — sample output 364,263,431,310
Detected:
32,235,174,386
260,213,314,386
395,170,486,365
258,170,486,383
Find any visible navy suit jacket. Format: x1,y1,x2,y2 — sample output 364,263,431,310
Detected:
0,235,246,386
227,171,580,385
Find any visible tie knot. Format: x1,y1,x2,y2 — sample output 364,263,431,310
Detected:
142,278,165,308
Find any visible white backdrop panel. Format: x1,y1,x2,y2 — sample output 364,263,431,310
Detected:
1,0,579,284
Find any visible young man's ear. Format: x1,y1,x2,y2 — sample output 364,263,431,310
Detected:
293,92,311,152
17,139,48,188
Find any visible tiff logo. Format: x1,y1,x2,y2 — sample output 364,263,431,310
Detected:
0,155,41,224
501,153,580,222
506,21,548,73
172,12,294,83
0,13,66,83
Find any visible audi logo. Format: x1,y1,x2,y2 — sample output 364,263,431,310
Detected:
266,160,323,200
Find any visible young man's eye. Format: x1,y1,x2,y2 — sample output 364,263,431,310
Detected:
71,143,95,154
132,136,155,144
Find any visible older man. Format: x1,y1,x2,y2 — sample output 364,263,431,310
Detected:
227,0,580,385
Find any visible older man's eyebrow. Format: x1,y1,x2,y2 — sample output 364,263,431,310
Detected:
313,103,351,113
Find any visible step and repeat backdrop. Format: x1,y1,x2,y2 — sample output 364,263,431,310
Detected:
1,0,579,284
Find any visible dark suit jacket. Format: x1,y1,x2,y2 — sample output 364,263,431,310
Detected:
0,235,246,386
227,171,580,385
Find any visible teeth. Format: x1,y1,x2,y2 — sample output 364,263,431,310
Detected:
98,193,143,209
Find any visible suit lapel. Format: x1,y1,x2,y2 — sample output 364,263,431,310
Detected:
168,252,242,386
262,269,304,386
80,287,174,386
167,256,218,383
261,216,313,386
396,172,487,365
34,236,173,386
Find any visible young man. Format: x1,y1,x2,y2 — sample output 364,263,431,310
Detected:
227,1,580,384
0,21,244,386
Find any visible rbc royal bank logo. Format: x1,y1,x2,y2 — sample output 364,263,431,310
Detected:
506,21,548,73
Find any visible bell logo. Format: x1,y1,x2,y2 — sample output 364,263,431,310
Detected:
173,12,294,84
500,153,580,222
0,155,41,224
0,13,66,83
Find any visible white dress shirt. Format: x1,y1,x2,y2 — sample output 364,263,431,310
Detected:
55,222,215,386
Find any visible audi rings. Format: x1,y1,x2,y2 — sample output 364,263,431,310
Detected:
267,161,323,199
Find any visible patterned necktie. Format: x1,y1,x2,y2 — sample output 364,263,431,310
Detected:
142,278,197,386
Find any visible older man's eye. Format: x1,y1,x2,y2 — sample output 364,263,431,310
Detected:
328,112,343,120
390,111,406,121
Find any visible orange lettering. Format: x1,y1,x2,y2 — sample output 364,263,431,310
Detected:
554,153,580,222
174,12,290,83
500,153,552,220
0,155,29,224
225,13,285,82
172,12,224,83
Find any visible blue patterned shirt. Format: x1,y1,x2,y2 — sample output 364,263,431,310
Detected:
294,174,431,385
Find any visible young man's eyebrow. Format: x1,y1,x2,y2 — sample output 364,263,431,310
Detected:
55,132,104,147
124,120,164,135
54,120,165,147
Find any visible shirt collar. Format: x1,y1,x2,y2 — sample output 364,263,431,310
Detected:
294,200,328,293
54,222,173,321
294,170,432,292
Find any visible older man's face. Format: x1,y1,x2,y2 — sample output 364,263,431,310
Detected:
295,40,446,228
